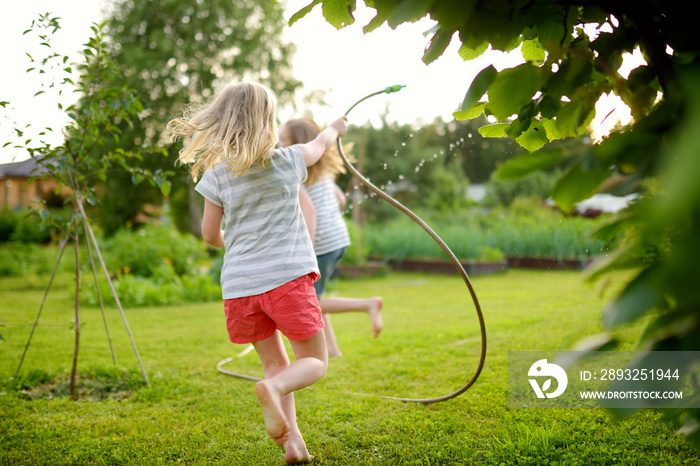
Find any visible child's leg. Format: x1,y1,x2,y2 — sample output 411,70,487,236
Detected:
284,331,328,464
253,331,293,446
320,296,384,338
253,330,327,453
322,314,343,357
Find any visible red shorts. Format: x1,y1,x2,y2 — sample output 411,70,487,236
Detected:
223,273,324,344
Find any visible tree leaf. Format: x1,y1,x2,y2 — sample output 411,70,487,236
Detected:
515,120,548,152
363,6,391,33
551,161,610,212
454,65,497,120
494,149,561,181
422,29,453,65
458,41,489,61
487,64,542,121
387,0,433,29
289,0,322,26
453,102,486,121
478,123,509,138
603,267,662,327
555,97,596,138
322,0,355,29
541,117,561,141
160,180,172,197
521,38,545,63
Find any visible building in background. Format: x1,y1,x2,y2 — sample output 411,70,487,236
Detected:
0,158,67,209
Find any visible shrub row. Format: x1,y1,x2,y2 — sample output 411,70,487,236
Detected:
364,200,607,262
0,208,52,244
0,242,61,277
81,261,220,308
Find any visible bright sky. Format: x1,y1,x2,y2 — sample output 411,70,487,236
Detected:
0,1,637,164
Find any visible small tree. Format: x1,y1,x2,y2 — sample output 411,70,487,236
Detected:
7,14,171,398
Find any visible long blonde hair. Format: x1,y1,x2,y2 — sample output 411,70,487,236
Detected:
282,118,347,186
168,82,278,181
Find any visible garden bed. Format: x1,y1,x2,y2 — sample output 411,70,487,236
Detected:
507,256,593,271
363,256,594,275
385,258,508,275
337,260,385,278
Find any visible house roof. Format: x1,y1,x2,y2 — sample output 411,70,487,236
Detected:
0,157,48,178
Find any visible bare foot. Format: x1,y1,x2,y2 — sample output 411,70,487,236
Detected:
284,436,314,464
369,297,384,338
255,381,290,446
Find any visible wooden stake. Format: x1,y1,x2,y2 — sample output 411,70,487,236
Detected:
84,230,117,364
15,232,70,379
69,230,80,400
77,197,150,388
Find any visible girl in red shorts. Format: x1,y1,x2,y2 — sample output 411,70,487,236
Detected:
168,82,347,464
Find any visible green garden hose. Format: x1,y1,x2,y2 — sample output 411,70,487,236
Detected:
335,86,487,403
217,86,487,404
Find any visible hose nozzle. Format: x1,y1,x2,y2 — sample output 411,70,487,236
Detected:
385,84,406,94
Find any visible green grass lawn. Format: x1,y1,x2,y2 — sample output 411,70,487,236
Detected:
1,269,698,465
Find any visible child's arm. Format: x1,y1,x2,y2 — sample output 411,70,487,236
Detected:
299,191,317,244
299,116,348,167
202,199,225,248
333,183,347,209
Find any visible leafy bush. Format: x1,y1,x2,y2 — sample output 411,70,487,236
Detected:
0,242,59,277
82,261,220,308
75,224,220,307
0,208,51,244
0,208,19,242
101,224,207,278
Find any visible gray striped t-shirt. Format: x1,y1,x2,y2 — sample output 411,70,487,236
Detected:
195,146,319,299
305,175,351,255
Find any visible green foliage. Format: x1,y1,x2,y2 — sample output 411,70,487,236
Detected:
100,224,206,278
341,219,370,265
9,15,171,235
339,116,520,222
0,208,51,244
95,0,301,233
77,225,219,307
0,243,58,278
0,208,19,242
366,202,605,262
82,262,220,308
485,169,563,206
295,0,700,449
